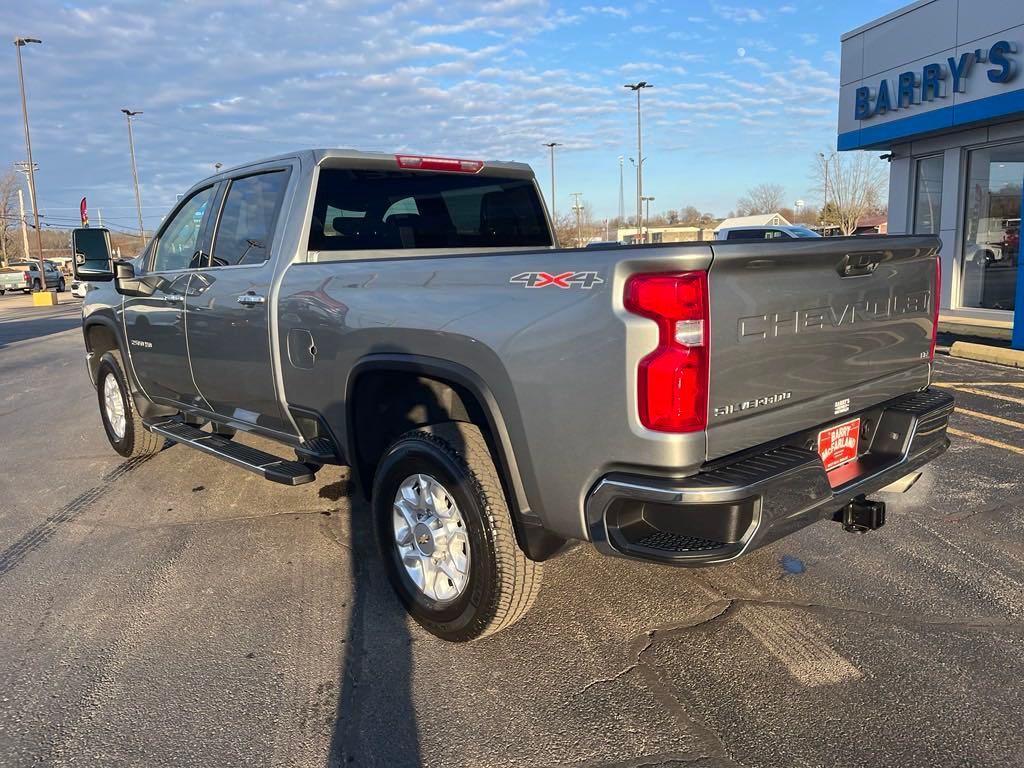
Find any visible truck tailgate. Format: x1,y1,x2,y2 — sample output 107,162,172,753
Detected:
705,235,939,460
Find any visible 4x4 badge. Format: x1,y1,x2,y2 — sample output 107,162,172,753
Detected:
510,271,604,289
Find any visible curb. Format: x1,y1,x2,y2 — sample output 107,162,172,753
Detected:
949,341,1024,369
938,320,1011,342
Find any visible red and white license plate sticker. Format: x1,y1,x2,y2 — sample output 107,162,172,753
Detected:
818,418,861,472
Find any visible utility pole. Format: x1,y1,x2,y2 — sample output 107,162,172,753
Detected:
14,36,47,291
122,109,146,245
17,189,30,261
543,142,561,221
617,155,625,224
642,196,655,240
570,192,584,247
624,81,652,244
14,161,38,213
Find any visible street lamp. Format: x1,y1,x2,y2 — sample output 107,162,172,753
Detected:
617,155,626,226
819,151,835,234
642,195,655,241
570,192,584,247
14,36,47,292
122,109,146,245
624,81,652,243
543,142,561,221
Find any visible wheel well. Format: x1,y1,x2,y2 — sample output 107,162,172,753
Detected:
85,323,119,384
347,367,574,561
350,370,484,494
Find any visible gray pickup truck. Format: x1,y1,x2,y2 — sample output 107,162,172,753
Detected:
0,260,66,294
72,149,953,641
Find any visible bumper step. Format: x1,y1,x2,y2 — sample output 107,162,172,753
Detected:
145,420,318,486
587,388,954,566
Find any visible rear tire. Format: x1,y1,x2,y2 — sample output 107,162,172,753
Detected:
31,279,40,292
372,422,541,641
96,351,164,459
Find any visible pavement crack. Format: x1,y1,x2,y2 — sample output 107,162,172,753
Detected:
576,600,733,696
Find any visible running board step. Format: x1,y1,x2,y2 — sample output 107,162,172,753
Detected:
295,435,342,465
145,420,317,486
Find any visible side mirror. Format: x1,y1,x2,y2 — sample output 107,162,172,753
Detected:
71,227,114,282
112,259,157,298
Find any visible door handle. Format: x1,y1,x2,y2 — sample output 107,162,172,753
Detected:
237,293,266,306
837,252,883,277
163,294,184,304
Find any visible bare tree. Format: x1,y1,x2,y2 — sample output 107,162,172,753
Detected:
0,169,21,266
736,183,786,216
678,205,702,226
815,151,887,235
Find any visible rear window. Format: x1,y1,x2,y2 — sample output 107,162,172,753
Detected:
308,169,552,251
726,229,768,240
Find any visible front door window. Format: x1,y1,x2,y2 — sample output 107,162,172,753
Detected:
961,143,1022,311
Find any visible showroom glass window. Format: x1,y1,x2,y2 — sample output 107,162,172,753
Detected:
962,143,1023,311
913,155,943,234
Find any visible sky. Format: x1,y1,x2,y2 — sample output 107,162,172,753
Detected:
1,0,902,233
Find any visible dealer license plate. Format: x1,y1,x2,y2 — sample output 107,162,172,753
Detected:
817,418,861,472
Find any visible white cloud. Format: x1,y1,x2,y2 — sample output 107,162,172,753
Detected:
581,4,630,17
713,4,766,22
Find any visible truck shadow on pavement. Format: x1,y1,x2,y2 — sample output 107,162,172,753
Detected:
325,361,474,767
327,486,423,768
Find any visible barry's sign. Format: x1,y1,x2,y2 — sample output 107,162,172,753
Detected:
854,40,1018,121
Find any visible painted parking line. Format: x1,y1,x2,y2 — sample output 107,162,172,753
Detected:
954,407,1024,430
947,427,1024,457
935,384,1024,406
934,381,1024,388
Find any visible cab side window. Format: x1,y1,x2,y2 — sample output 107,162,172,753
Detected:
152,186,216,272
210,170,290,267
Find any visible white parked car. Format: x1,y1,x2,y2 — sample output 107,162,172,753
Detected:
71,280,90,298
715,225,822,241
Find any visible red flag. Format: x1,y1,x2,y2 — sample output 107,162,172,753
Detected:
80,197,88,227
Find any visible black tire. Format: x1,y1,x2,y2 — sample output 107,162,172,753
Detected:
57,277,66,293
372,422,541,641
96,351,164,459
31,279,40,292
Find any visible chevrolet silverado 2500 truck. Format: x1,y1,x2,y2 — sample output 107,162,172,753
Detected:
72,149,953,641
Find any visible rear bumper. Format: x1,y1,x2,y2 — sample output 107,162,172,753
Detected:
586,389,954,566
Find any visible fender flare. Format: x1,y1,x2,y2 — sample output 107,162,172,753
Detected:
345,354,569,561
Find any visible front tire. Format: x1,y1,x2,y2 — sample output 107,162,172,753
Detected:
57,277,66,293
372,422,542,641
96,351,164,459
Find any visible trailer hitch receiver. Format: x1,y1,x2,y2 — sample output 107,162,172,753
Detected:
835,495,886,533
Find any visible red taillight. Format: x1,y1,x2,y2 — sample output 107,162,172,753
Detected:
624,272,710,432
23,271,30,281
395,155,484,173
929,256,941,361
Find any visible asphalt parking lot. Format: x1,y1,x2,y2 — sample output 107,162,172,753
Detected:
1,294,1023,768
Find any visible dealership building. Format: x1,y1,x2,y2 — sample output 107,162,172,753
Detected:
839,0,1023,343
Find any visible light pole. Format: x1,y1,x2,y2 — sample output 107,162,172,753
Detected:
14,36,47,291
642,195,655,240
624,81,652,243
122,109,146,245
819,151,835,234
570,192,584,247
617,155,625,225
543,142,561,221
